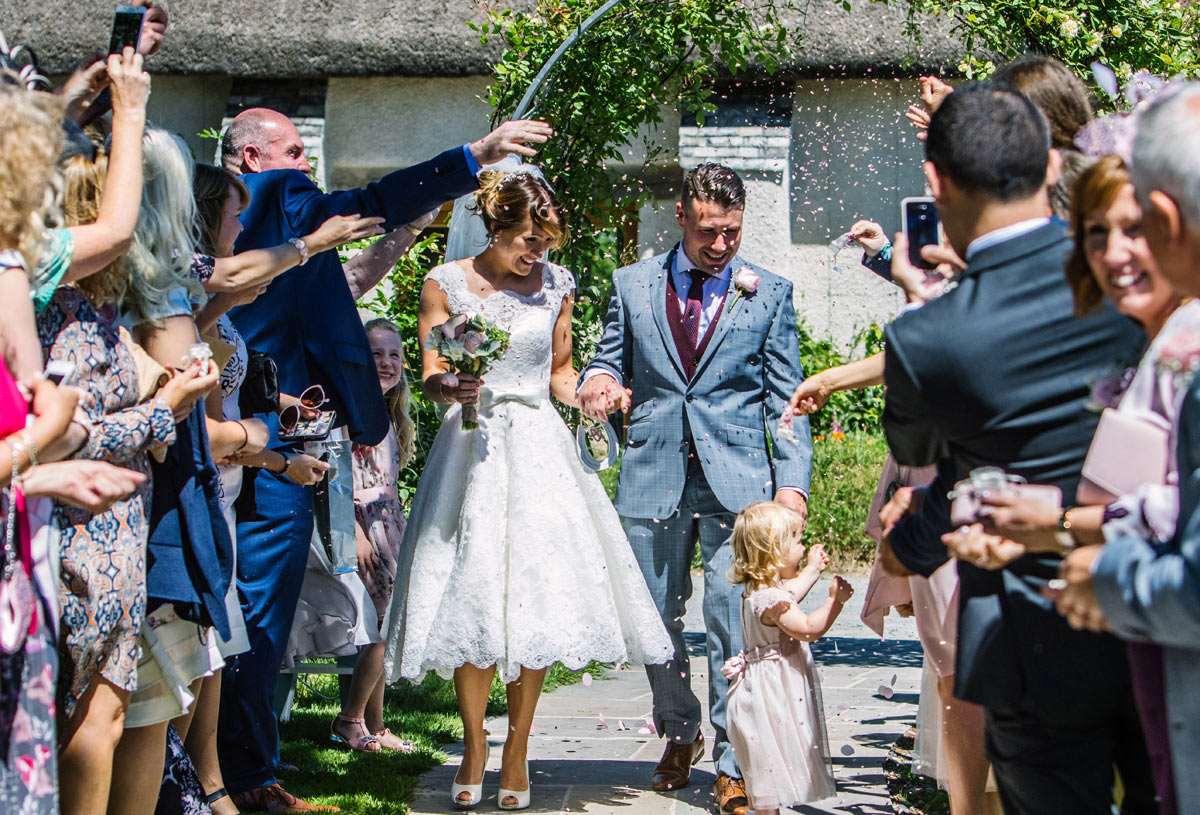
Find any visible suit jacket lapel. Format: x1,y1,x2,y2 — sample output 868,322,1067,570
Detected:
651,247,686,381
691,260,742,381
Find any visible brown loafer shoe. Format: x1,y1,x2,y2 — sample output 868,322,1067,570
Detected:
229,783,341,813
651,733,705,791
714,774,749,815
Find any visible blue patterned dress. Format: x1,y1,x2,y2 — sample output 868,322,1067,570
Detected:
37,286,176,716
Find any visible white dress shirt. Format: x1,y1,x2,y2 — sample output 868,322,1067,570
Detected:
964,217,1051,261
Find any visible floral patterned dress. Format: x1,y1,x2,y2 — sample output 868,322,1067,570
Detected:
352,427,406,619
37,286,176,716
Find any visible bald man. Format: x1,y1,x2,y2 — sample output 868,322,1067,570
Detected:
217,109,550,813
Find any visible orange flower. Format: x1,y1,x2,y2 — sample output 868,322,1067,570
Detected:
832,430,846,442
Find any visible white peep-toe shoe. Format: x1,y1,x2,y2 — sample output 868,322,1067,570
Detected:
498,761,531,811
450,738,490,809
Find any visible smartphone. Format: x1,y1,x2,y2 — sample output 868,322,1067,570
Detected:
44,360,76,386
108,5,146,54
901,196,941,271
277,410,338,443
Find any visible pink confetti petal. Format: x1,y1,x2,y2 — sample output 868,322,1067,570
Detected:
877,685,894,699
637,727,652,734
597,714,608,729
616,719,628,731
582,673,593,686
890,674,898,686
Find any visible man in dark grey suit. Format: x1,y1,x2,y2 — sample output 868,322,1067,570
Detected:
880,83,1155,814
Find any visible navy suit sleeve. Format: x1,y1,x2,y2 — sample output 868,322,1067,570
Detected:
888,461,955,577
882,321,945,467
285,147,478,234
764,281,812,494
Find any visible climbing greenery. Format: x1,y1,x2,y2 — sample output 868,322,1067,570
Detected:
473,0,800,360
894,0,1200,91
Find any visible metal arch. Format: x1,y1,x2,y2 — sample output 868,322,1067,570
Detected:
512,0,631,121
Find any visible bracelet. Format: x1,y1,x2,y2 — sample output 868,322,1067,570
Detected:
1054,508,1077,552
403,223,423,237
274,452,292,476
234,420,249,453
11,430,38,470
289,237,309,266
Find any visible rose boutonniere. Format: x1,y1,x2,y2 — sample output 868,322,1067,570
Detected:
729,266,760,310
1156,328,1200,391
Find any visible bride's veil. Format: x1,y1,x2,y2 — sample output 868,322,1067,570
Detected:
443,154,551,263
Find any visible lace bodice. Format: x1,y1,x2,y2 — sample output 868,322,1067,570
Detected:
428,261,574,401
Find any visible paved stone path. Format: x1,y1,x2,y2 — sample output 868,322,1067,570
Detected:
408,573,922,814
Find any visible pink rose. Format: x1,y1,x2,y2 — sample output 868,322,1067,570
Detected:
463,331,486,354
734,267,760,294
442,313,469,340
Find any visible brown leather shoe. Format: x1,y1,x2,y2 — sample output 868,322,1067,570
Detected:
229,783,341,813
651,733,705,791
714,774,749,815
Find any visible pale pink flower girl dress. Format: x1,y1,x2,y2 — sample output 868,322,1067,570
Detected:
724,585,836,810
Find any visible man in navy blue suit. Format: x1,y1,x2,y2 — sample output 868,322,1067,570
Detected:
880,84,1153,814
217,109,550,813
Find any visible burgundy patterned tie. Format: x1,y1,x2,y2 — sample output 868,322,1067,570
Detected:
682,269,705,350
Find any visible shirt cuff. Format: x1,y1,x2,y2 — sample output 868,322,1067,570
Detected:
578,366,623,393
462,144,481,176
778,486,810,501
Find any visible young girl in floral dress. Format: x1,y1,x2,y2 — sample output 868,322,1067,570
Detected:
329,318,416,753
723,502,853,814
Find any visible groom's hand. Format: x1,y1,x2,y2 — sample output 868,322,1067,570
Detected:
773,489,808,531
579,374,631,422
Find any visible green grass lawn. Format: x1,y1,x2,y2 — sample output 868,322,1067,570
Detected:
275,662,605,814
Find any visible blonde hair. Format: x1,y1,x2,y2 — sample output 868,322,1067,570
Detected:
364,318,416,468
0,74,62,267
123,128,203,325
471,170,567,249
729,502,804,593
62,151,128,307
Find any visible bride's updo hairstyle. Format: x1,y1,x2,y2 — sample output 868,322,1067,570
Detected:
472,170,568,249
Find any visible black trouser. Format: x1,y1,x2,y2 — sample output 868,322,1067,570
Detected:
984,682,1156,815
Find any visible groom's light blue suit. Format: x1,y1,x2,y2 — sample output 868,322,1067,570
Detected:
585,245,812,778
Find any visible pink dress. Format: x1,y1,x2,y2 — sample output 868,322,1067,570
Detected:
724,585,836,810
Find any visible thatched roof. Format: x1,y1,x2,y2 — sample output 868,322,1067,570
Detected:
4,0,965,79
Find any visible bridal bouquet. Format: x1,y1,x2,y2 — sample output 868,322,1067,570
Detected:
425,313,510,430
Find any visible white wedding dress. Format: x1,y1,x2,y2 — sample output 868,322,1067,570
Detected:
382,261,672,684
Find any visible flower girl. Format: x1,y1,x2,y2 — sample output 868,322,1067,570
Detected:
723,502,853,813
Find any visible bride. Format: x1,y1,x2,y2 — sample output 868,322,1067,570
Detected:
382,171,672,810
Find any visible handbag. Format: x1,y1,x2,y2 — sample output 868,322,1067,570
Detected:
238,349,280,416
1078,407,1171,505
949,466,1063,527
311,440,357,575
0,361,32,656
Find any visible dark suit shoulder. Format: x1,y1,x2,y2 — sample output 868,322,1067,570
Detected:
241,168,316,197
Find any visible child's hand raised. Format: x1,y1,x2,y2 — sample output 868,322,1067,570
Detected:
829,575,854,603
807,543,830,572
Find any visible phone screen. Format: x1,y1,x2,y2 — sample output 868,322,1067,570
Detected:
108,6,146,54
904,198,940,271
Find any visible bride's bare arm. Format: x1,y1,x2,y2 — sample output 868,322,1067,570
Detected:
418,275,478,405
549,291,580,409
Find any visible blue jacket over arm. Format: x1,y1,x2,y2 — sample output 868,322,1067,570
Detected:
229,148,477,445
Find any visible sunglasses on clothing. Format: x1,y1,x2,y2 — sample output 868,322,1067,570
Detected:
278,385,327,433
277,385,336,442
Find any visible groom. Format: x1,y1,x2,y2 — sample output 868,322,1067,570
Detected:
580,163,812,814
